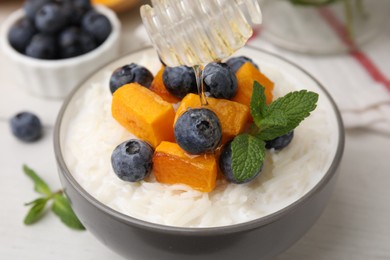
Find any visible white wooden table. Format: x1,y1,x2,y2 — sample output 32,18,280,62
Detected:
1,2,389,259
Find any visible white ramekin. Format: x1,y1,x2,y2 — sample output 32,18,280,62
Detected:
0,5,121,99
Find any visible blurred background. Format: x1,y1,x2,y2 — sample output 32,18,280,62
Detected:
0,0,389,259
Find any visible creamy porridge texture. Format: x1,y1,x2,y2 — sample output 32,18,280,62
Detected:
63,57,336,228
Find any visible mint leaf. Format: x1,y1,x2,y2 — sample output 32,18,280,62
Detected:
24,198,48,225
25,197,47,206
23,165,85,231
258,109,288,131
23,165,52,196
51,194,85,230
250,81,267,127
256,90,318,140
231,134,266,183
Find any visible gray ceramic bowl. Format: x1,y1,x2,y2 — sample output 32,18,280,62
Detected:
54,46,344,260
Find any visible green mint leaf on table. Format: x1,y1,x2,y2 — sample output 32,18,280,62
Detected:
24,198,49,225
23,165,85,231
23,165,52,196
51,194,85,230
25,197,48,206
231,134,266,183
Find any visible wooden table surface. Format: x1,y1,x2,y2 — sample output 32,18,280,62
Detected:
1,1,389,259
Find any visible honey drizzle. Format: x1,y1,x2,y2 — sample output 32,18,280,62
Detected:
193,65,208,106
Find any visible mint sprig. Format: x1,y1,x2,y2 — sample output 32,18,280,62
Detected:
230,81,319,182
256,87,318,140
23,165,85,230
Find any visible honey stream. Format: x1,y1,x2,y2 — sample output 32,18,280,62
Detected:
193,65,208,106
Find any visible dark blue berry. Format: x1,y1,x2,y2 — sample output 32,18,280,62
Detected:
25,34,58,59
23,0,52,21
203,62,238,99
226,56,259,73
10,112,42,142
8,18,36,53
265,131,294,150
163,66,197,99
79,31,97,53
59,27,96,58
110,63,154,94
35,3,68,34
73,0,92,9
61,1,89,25
174,108,222,154
111,139,154,182
82,10,112,45
219,141,263,184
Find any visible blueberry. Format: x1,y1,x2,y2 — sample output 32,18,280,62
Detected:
59,27,96,58
35,3,68,34
8,18,36,53
74,0,92,9
25,33,58,59
10,112,42,142
23,0,52,21
203,62,238,99
82,10,112,45
265,131,294,150
219,141,263,184
174,108,222,154
109,63,154,94
226,56,259,73
63,0,92,25
72,0,92,15
111,139,154,182
163,66,197,99
79,31,97,53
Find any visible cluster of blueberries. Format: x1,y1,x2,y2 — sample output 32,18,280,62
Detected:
8,0,112,59
109,56,257,99
110,56,293,184
9,55,293,185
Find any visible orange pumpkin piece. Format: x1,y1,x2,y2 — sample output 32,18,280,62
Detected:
153,142,218,192
174,94,250,144
112,83,175,148
233,62,274,107
150,66,181,103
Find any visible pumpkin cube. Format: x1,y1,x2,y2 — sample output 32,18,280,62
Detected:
112,83,175,148
233,62,274,107
174,94,250,144
153,141,217,192
150,66,180,103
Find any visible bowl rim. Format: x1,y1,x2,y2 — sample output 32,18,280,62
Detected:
0,5,121,67
54,45,345,236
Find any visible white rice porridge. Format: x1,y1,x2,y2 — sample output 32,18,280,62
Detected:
63,56,338,228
